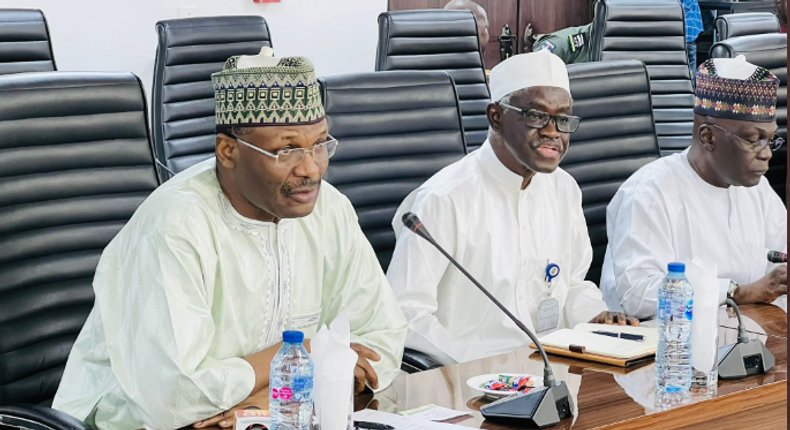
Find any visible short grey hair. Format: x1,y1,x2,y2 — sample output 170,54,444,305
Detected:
498,93,514,112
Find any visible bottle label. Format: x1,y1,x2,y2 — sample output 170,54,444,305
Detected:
279,387,293,401
685,300,693,320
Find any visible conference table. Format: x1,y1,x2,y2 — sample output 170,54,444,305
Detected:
207,304,787,429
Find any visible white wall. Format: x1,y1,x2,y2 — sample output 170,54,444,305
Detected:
0,0,388,96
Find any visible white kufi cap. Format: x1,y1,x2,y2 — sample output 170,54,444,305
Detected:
489,51,571,102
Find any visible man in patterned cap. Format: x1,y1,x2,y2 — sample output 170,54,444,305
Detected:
602,56,787,319
52,50,407,430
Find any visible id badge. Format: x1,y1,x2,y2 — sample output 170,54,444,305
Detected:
537,298,560,333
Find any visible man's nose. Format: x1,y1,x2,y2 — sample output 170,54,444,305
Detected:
292,151,322,180
756,143,773,162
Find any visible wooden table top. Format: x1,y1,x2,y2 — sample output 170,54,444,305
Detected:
372,304,787,429
202,304,786,430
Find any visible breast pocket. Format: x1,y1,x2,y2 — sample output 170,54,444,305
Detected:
290,307,322,338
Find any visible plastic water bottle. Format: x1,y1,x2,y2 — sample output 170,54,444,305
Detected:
270,331,314,430
655,262,694,394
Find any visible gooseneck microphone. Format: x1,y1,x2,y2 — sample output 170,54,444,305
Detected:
767,251,787,264
718,298,775,380
402,212,573,427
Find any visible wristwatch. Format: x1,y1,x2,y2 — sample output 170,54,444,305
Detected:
727,280,739,301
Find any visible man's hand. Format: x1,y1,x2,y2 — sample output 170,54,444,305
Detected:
589,311,639,326
350,343,381,394
191,408,236,429
191,386,269,429
191,403,259,429
735,266,787,305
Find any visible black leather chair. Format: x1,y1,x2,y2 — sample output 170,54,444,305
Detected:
320,71,467,272
711,34,788,202
151,16,272,180
0,72,159,427
591,0,695,155
0,9,56,75
0,404,89,430
320,71,466,373
561,60,661,285
376,10,490,151
714,12,781,42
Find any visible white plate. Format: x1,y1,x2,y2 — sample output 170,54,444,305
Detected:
466,373,543,398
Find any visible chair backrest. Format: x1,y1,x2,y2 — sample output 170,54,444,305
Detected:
320,71,467,270
715,12,780,42
711,34,788,202
561,60,661,285
0,72,159,406
591,0,694,156
0,9,56,75
376,10,490,152
151,16,272,180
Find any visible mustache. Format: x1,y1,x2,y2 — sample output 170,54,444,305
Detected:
529,137,564,150
280,178,321,196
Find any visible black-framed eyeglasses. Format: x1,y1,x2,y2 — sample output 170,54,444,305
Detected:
235,135,339,167
704,123,785,153
498,102,582,133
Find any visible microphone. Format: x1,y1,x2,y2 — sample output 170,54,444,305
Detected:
717,299,775,380
767,251,787,264
401,212,573,427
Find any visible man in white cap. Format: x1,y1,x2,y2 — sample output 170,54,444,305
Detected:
386,51,637,365
602,56,787,319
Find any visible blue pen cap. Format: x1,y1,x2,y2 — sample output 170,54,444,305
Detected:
282,330,304,344
667,262,686,273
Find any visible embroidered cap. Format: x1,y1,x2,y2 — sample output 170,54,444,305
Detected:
694,56,779,123
211,50,325,126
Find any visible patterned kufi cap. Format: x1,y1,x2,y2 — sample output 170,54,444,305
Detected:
211,52,325,126
694,56,779,123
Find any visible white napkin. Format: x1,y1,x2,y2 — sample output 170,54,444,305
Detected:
237,46,278,69
311,313,358,430
685,258,720,373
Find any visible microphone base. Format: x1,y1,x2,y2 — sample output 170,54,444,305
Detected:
718,339,775,380
480,381,574,428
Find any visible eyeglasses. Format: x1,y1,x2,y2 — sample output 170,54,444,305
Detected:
235,135,339,167
705,123,785,153
498,103,582,133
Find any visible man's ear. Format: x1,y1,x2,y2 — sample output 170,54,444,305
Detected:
698,124,716,152
486,102,504,133
216,133,238,169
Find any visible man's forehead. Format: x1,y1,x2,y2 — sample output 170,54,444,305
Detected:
245,122,328,141
510,87,572,108
712,116,777,133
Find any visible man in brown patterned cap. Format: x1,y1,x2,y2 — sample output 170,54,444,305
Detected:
602,56,787,319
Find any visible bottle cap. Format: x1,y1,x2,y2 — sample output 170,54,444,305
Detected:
667,262,686,273
282,330,304,344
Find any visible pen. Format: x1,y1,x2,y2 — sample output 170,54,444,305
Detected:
354,421,396,430
592,330,644,341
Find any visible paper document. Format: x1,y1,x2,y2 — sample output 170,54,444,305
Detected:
354,409,469,429
400,404,471,422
